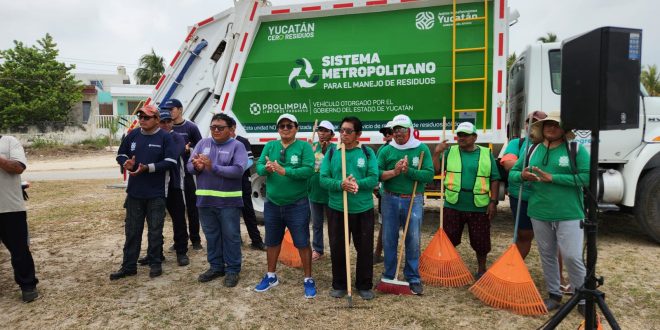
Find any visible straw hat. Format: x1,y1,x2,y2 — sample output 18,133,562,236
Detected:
530,111,575,143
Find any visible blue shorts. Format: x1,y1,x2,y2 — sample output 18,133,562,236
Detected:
264,197,310,248
510,195,533,231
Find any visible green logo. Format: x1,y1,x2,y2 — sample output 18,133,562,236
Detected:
289,58,319,89
249,103,261,115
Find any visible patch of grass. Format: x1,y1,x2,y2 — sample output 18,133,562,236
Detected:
79,136,110,149
29,137,62,149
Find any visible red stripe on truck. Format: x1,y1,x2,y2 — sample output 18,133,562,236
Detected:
333,3,354,9
155,75,166,90
145,97,151,105
197,17,214,27
221,93,230,111
401,0,417,3
497,70,502,93
169,51,181,67
260,138,277,142
498,33,503,56
499,0,504,19
497,107,502,129
302,6,321,11
230,63,239,82
185,27,197,42
367,0,387,5
240,33,249,52
249,1,258,21
419,136,440,142
271,9,290,14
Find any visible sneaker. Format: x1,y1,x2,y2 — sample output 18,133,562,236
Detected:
149,265,163,278
109,268,137,281
578,303,586,316
192,242,204,251
560,283,573,296
176,254,190,266
373,254,384,264
254,274,279,292
224,273,240,287
329,288,347,298
169,244,175,252
138,255,165,266
198,269,225,283
250,242,266,251
544,294,563,311
312,250,323,261
358,289,375,300
304,278,317,299
21,287,39,303
409,282,424,295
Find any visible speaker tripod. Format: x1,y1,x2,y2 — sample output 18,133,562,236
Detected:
543,130,620,330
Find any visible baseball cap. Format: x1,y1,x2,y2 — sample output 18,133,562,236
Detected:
137,105,160,117
390,115,413,128
159,110,172,121
318,120,335,132
379,121,394,134
160,98,183,109
455,122,477,135
277,113,298,124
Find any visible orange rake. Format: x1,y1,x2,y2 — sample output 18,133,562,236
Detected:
278,229,302,268
420,116,474,287
469,244,547,315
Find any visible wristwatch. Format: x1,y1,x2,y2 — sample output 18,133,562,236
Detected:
490,199,499,206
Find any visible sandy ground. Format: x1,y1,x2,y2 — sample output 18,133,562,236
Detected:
22,150,121,181
0,177,658,329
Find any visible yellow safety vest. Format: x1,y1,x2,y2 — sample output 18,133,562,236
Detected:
444,145,492,207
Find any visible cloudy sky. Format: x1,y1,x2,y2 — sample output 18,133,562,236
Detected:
0,0,656,81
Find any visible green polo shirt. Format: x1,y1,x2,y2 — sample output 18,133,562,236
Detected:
377,143,435,194
308,141,336,204
256,139,314,206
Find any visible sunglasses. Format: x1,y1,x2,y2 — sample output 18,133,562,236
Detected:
278,123,295,130
456,132,474,138
280,148,286,163
339,128,355,134
138,115,155,120
209,125,229,132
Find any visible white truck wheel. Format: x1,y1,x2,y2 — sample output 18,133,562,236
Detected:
634,168,660,243
250,173,266,221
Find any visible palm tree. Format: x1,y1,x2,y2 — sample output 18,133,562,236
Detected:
537,32,558,43
507,52,517,72
641,64,660,96
134,49,165,85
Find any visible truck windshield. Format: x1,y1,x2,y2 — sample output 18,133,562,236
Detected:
549,50,561,94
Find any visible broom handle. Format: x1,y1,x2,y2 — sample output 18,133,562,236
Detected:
394,151,425,281
341,143,352,297
439,117,446,230
310,119,318,146
513,116,534,243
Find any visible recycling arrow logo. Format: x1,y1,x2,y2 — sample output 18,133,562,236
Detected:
289,58,319,89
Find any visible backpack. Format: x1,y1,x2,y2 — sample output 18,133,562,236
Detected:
498,138,527,188
326,144,371,163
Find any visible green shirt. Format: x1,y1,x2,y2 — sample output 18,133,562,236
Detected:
509,142,590,221
440,147,501,212
308,141,335,204
256,139,314,206
377,143,435,194
503,138,533,200
320,145,379,213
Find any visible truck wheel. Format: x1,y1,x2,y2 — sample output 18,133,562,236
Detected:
634,168,660,243
250,173,266,222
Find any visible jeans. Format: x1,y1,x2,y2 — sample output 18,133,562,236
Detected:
327,208,375,290
381,193,424,283
198,207,242,273
0,211,39,290
310,201,328,254
531,218,586,297
122,196,166,271
263,198,310,248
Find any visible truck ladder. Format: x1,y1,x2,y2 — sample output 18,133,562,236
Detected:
451,0,489,133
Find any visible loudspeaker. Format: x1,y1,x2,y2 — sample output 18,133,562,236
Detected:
560,27,642,131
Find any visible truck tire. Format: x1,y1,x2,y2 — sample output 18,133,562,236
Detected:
250,173,266,221
634,168,660,243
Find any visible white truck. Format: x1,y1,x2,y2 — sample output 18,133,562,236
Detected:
139,0,659,242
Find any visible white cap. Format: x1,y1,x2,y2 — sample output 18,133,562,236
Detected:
390,114,413,128
277,113,298,124
455,122,477,135
318,120,335,132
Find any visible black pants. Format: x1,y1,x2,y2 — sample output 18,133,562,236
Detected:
122,196,166,270
327,208,375,291
167,188,188,254
0,211,38,290
241,175,263,245
183,174,201,244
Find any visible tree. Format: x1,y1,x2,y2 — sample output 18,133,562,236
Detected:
0,33,82,130
507,52,517,72
641,64,660,96
537,32,558,43
134,49,165,84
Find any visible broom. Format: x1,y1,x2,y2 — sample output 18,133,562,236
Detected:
278,229,302,268
375,151,424,295
340,143,353,307
419,117,474,287
468,119,547,316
